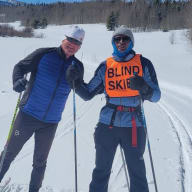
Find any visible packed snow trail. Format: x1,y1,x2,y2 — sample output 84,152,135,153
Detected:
157,101,192,192
1,24,192,192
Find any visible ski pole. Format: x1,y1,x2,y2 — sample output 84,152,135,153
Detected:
0,92,22,174
140,99,159,192
120,146,130,192
72,81,78,192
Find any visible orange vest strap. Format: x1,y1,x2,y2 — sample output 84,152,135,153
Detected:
131,116,137,147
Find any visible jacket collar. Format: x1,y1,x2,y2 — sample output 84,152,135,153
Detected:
57,46,74,61
113,50,136,62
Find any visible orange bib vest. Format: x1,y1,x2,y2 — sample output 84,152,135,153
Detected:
105,54,143,97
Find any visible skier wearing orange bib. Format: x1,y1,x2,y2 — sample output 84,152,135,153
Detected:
66,25,161,192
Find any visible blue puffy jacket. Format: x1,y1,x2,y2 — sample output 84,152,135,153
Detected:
13,47,84,123
76,51,161,128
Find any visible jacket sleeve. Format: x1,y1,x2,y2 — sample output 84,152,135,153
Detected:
75,62,105,101
12,48,55,85
141,56,161,102
73,58,84,87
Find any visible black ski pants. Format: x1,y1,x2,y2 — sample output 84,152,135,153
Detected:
89,123,149,192
0,110,58,191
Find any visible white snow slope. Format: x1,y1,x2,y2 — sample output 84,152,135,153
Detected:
0,22,192,192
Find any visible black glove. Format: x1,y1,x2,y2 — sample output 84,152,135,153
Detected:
129,75,153,100
13,78,28,93
65,64,83,88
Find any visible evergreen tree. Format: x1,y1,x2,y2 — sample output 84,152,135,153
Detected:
41,17,48,29
106,11,119,31
32,19,41,29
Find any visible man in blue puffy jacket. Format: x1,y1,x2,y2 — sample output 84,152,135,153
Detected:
0,26,85,192
66,25,161,192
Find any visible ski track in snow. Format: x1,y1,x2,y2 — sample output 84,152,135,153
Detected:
104,83,192,192
0,24,192,192
3,85,192,192
160,81,192,101
157,97,192,192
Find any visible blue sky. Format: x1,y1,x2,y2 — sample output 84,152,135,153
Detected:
19,0,82,3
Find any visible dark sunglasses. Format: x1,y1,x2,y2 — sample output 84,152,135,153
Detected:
114,36,130,43
66,36,82,46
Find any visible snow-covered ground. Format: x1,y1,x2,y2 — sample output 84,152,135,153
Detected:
0,22,192,192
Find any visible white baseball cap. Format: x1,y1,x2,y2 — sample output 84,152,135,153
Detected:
65,25,85,44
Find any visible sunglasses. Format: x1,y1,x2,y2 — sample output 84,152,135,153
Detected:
66,36,82,46
114,36,130,43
